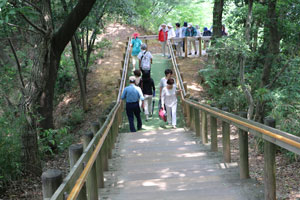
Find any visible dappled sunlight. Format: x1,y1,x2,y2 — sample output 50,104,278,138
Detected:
133,138,155,144
176,152,207,158
169,137,179,142
187,83,202,92
184,141,196,145
142,180,167,191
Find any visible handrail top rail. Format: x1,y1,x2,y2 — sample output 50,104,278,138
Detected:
50,37,132,200
167,40,300,155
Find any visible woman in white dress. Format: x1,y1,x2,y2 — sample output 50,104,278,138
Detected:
161,78,180,128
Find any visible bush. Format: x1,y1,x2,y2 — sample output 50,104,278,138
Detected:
0,112,23,190
39,127,73,156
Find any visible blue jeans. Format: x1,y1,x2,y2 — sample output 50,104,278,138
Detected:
126,102,142,132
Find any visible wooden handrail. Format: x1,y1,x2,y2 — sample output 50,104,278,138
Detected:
66,37,131,200
167,40,300,155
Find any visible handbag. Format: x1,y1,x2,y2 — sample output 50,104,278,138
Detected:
159,108,167,122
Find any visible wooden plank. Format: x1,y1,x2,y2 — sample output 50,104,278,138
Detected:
201,111,208,144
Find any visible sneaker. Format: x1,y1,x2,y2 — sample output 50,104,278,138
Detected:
188,53,192,55
167,55,171,59
172,125,177,129
146,115,149,121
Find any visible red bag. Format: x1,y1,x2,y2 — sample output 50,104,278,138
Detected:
159,108,167,122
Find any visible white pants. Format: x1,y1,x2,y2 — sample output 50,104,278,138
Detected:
132,55,138,71
144,95,153,115
166,103,177,126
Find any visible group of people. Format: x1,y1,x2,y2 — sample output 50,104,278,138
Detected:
121,39,180,132
122,25,229,132
158,22,227,57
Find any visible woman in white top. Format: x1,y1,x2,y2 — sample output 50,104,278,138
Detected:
161,78,180,128
159,69,176,97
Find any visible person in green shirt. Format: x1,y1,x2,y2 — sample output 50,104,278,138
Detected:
185,23,197,56
131,32,142,72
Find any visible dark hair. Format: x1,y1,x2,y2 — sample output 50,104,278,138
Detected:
164,69,173,76
142,71,150,79
134,69,141,77
176,23,180,27
183,22,188,27
167,78,174,85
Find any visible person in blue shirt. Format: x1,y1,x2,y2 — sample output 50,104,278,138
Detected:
131,32,142,72
121,76,145,132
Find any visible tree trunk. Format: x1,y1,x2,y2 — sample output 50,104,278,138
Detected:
21,0,97,175
212,0,224,68
71,36,88,112
212,0,224,42
254,0,280,122
240,0,254,119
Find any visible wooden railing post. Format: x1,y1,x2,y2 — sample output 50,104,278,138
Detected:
83,136,98,200
91,122,100,135
42,169,62,200
99,117,109,171
184,37,188,58
198,37,202,57
183,82,190,125
201,111,208,144
189,104,195,131
89,122,105,188
194,108,200,137
238,111,250,179
69,144,87,200
264,118,276,200
222,107,231,163
210,114,218,152
107,129,113,159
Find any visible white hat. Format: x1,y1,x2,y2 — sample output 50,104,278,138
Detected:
188,23,192,27
129,76,136,83
167,23,173,28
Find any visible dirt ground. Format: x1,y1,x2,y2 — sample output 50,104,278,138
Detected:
180,55,300,199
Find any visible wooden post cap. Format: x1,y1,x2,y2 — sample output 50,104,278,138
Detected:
91,122,100,134
239,111,247,118
69,144,83,168
264,117,275,128
222,107,230,112
42,169,62,199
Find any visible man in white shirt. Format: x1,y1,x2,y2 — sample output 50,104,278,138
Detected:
138,44,153,74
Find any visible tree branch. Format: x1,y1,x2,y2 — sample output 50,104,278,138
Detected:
266,61,290,89
8,38,25,89
23,0,42,13
18,11,46,35
53,0,97,55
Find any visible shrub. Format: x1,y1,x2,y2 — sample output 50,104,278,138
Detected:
39,126,73,156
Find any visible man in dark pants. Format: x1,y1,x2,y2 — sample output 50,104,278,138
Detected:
121,76,144,132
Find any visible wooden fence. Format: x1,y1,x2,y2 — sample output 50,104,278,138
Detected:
167,40,300,200
41,37,131,200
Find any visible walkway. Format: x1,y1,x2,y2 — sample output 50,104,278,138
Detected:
100,55,264,199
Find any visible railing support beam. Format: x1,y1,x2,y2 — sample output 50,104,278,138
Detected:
201,111,208,144
239,111,249,179
264,118,276,200
222,107,231,163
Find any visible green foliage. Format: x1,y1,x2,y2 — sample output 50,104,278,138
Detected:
0,111,24,189
63,107,85,127
126,0,213,32
39,127,73,156
56,52,76,95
